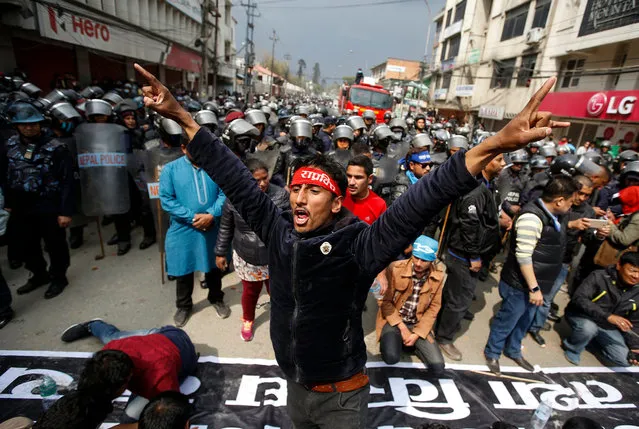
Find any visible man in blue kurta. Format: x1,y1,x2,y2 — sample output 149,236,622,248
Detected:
160,152,229,327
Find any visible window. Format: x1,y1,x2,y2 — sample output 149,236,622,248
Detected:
501,3,530,41
447,35,461,59
517,54,537,87
349,88,393,109
560,59,585,88
440,41,448,61
434,19,443,41
491,58,516,88
454,0,467,23
445,9,453,27
442,72,452,89
224,40,231,62
532,0,551,28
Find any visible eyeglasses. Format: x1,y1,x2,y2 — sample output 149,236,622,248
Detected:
419,162,433,169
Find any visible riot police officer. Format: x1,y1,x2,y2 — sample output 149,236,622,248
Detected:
599,140,613,167
496,149,529,217
278,119,317,184
346,115,369,146
448,135,469,157
362,109,376,135
194,109,219,137
383,111,392,125
3,101,74,299
327,124,354,168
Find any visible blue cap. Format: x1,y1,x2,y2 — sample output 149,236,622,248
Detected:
412,235,438,262
409,151,431,164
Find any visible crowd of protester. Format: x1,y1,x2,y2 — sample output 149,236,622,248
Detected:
0,67,637,428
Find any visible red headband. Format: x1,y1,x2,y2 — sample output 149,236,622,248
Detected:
291,167,341,197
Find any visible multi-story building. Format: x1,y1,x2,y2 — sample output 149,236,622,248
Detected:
370,57,422,86
0,0,237,94
537,1,639,147
429,0,492,120
429,0,639,147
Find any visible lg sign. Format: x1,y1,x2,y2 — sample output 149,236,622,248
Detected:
587,92,636,117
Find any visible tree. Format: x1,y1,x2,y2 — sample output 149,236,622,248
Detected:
297,59,306,81
312,62,321,85
261,54,289,79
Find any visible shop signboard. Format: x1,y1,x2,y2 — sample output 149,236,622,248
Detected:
539,91,639,122
478,105,505,120
455,85,474,97
36,1,167,64
434,88,448,101
579,0,639,37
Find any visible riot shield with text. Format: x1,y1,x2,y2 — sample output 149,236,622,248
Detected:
373,156,400,206
75,123,131,216
328,149,353,169
144,146,184,251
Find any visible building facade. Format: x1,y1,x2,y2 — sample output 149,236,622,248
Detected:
0,0,237,94
429,0,639,147
370,57,422,86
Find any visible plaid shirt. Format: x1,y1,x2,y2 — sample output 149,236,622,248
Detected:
399,270,427,324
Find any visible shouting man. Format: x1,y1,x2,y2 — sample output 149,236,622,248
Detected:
134,63,567,428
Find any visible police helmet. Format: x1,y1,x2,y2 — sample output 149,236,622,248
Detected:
444,122,453,129
550,154,600,177
20,82,42,98
529,140,544,149
332,125,354,143
260,106,272,120
222,118,259,145
455,126,470,137
102,91,124,106
530,156,549,170
509,149,529,164
449,135,469,150
583,151,603,166
49,102,82,122
158,118,184,147
620,161,639,188
600,140,612,149
318,106,329,117
311,116,324,128
362,110,376,121
116,100,138,116
203,101,220,114
411,133,433,150
618,150,639,164
389,118,407,132
383,112,392,120
296,105,310,116
7,101,45,124
431,123,443,131
290,119,313,139
346,115,366,131
194,110,218,129
373,125,399,145
539,145,558,158
85,99,113,117
245,109,267,127
277,108,291,120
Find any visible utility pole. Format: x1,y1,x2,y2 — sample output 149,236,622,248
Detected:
240,0,259,103
200,0,209,98
212,0,219,97
269,29,279,97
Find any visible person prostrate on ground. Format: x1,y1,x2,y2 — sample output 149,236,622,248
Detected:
134,63,568,428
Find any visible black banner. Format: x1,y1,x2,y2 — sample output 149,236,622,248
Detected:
2,351,639,428
578,0,639,37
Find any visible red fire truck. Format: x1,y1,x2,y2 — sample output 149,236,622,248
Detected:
339,82,393,123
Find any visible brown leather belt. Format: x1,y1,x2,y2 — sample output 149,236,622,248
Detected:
308,371,369,393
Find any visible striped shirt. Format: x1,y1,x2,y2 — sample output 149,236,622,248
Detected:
515,213,543,265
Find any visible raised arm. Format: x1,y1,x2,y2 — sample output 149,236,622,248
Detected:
354,77,569,276
135,64,284,247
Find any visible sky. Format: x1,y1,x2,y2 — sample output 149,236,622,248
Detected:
232,0,446,83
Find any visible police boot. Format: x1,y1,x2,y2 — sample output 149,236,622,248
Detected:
117,241,131,256
17,273,51,295
139,236,156,250
45,276,69,299
107,233,119,246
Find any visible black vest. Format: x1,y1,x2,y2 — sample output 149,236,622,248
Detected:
501,200,568,294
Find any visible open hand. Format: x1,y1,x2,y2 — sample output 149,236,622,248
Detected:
493,77,570,152
608,314,633,332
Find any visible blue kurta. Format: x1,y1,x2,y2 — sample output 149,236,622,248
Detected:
160,156,226,276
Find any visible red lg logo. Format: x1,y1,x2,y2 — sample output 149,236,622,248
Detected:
587,92,607,117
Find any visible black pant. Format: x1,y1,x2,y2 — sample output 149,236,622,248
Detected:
380,323,445,374
6,214,24,263
435,254,479,344
114,174,156,244
175,269,223,310
21,214,70,281
0,266,11,315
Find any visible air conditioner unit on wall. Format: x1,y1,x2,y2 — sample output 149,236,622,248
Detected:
526,27,544,45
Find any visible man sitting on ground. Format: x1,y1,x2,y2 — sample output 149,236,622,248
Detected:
563,251,639,367
377,235,447,375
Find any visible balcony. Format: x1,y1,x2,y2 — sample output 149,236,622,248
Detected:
443,20,462,40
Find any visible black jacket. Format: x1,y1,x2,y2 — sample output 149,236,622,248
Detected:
188,128,479,384
446,180,501,261
501,200,568,294
567,266,639,348
496,167,528,217
215,184,289,266
564,202,596,263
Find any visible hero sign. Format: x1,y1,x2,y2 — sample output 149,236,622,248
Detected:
587,92,637,117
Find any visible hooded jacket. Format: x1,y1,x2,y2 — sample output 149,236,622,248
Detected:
187,128,478,384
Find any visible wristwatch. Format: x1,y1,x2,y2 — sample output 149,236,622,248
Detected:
529,285,540,293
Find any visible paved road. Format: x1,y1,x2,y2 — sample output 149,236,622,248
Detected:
0,222,602,369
